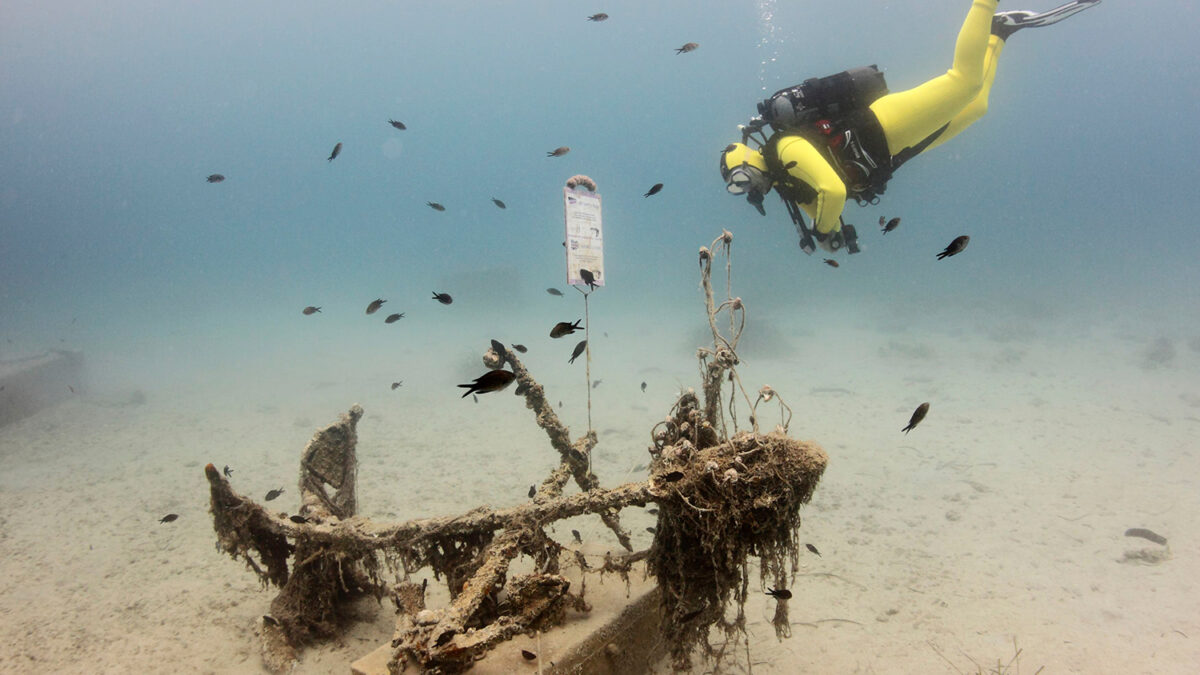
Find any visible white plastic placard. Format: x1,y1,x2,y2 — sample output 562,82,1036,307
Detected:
563,187,604,288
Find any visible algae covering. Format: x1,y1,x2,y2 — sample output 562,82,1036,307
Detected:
203,231,827,673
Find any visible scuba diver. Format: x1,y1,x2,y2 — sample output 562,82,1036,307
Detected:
719,0,1100,257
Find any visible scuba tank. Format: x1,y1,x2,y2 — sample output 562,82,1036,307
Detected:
758,65,888,132
759,65,894,206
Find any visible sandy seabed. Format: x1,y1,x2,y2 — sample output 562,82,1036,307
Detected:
1,310,1198,675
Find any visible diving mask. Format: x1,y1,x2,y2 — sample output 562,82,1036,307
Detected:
725,165,768,195
720,142,772,199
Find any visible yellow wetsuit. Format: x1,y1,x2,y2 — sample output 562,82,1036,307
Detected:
777,0,1005,236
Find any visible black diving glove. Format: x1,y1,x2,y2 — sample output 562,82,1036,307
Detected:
814,223,861,254
814,228,845,253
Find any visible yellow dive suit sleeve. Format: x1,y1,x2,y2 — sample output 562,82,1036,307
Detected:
774,134,845,236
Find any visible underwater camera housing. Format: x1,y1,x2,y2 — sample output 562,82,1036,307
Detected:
758,65,888,132
792,220,860,257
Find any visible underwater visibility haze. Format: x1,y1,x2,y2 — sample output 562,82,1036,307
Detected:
1,0,1199,672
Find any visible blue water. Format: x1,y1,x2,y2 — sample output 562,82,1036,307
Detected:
3,2,1200,671
3,1,1197,371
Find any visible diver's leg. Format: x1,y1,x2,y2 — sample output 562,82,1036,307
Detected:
870,0,998,156
993,0,1101,41
922,35,1004,151
925,0,1100,151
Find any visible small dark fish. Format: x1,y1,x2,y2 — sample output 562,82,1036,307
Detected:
546,287,564,297
514,380,529,396
662,471,685,483
328,142,342,162
391,381,403,390
587,13,608,21
528,485,536,498
385,313,404,323
937,235,970,260
68,385,75,393
511,343,528,353
902,402,930,434
262,615,279,627
1124,528,1168,546
223,465,233,478
644,183,663,197
458,369,517,397
646,527,657,534
766,588,792,600
432,292,453,305
783,161,797,170
572,529,582,543
265,488,285,501
550,320,583,338
579,268,598,290
675,42,699,54
647,508,658,515
289,515,308,524
521,649,537,661
806,543,821,556
547,146,570,157
388,119,406,130
568,339,588,364
302,306,321,315
641,381,647,392
592,379,601,389
427,201,446,211
206,174,225,183
473,394,479,403
724,143,737,153
159,513,178,524
882,217,901,234
558,401,563,408
491,197,506,209
823,259,839,268
366,299,386,315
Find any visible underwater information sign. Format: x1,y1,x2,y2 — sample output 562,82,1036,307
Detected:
563,187,604,288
